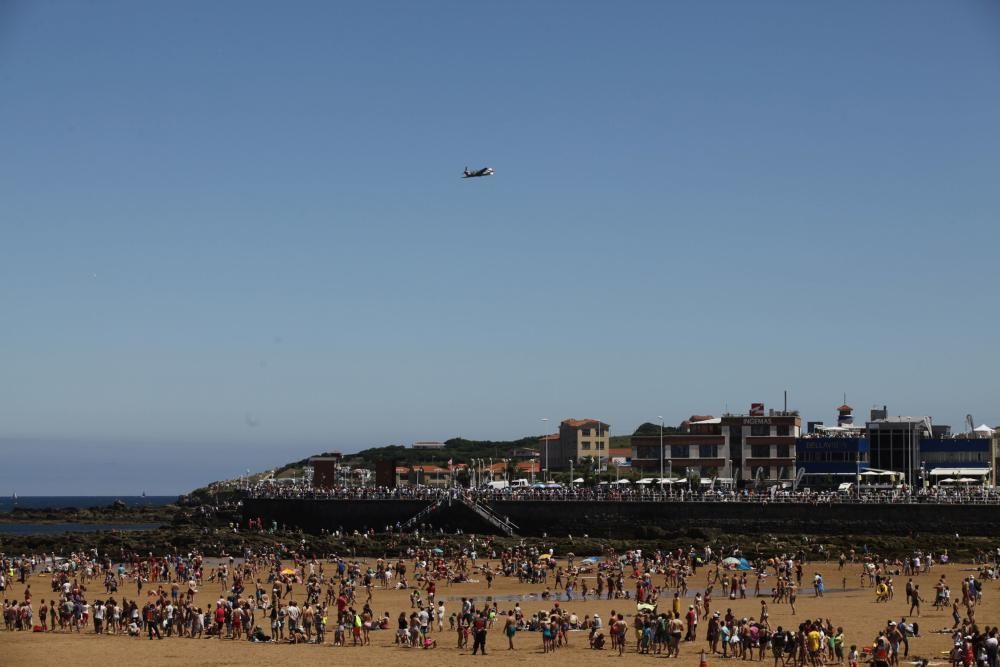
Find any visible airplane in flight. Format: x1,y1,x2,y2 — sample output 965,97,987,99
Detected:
462,166,495,178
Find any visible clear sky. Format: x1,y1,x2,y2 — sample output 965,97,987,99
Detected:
2,1,998,494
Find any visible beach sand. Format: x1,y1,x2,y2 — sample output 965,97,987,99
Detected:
1,559,988,666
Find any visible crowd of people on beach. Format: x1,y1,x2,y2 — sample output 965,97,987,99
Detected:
3,541,999,665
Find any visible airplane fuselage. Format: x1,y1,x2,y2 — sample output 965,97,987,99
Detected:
463,167,495,178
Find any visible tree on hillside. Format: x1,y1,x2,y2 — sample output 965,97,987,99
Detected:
632,422,683,436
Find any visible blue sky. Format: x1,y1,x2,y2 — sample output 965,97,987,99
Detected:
1,1,998,494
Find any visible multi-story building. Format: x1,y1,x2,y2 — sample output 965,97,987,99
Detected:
631,405,799,485
865,408,935,486
796,405,870,488
920,438,995,486
395,465,452,488
630,416,727,479
721,406,800,484
545,419,609,470
412,441,446,450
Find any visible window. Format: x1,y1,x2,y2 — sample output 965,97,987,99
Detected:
596,442,605,450
750,424,771,437
670,444,689,459
698,445,719,458
777,444,791,458
776,424,790,436
581,442,591,450
751,444,770,458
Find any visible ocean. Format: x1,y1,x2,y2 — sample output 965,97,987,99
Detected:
0,495,177,513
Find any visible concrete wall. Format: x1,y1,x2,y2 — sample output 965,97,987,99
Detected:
243,498,497,535
243,498,995,538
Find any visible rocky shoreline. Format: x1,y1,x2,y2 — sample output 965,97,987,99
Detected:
0,502,179,525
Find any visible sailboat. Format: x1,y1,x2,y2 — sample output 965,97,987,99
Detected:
11,492,17,505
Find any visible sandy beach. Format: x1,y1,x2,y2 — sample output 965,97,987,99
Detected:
2,557,992,667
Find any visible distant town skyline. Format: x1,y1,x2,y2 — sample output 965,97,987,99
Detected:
2,1,998,494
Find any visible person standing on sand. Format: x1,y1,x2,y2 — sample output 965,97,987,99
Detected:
504,610,516,650
910,586,923,616
471,610,488,655
611,613,626,656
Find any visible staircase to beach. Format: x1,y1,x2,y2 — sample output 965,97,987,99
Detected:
454,494,519,536
402,498,444,529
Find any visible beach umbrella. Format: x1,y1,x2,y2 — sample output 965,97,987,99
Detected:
538,554,552,560
582,557,601,563
431,548,444,556
637,602,656,612
280,568,296,576
722,557,741,566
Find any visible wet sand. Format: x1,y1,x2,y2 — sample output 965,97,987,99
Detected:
1,560,990,666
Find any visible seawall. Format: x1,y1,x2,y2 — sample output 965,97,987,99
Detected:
242,498,994,538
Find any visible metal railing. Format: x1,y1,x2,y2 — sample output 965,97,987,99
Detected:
456,494,519,536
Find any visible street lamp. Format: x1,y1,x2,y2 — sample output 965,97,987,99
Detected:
667,459,673,497
658,416,664,495
541,417,550,482
569,459,574,487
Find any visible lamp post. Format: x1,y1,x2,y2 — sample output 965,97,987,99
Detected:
488,457,493,484
667,459,673,497
598,418,605,478
541,417,550,482
658,416,665,495
569,459,574,487
856,452,861,499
